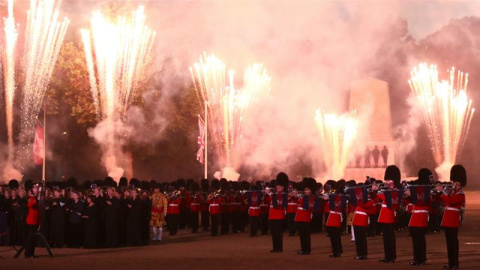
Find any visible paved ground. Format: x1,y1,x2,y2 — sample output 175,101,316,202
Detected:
1,191,480,270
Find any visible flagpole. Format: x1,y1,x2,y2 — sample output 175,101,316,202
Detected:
204,101,208,179
42,105,46,181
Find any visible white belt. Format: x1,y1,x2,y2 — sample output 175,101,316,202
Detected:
168,204,179,206
412,210,428,214
445,207,459,212
329,211,342,215
355,211,367,216
210,204,219,206
297,207,305,211
381,204,389,208
249,207,259,209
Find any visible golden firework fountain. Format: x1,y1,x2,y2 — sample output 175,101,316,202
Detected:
190,53,271,178
315,110,358,180
81,6,155,181
409,63,475,179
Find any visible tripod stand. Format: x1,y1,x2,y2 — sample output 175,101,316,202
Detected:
13,180,54,259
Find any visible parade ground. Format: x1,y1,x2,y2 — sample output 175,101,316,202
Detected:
1,191,479,270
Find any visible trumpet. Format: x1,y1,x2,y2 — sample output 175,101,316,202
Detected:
405,183,456,195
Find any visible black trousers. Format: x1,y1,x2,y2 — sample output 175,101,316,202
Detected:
231,212,241,233
25,225,38,257
270,219,284,252
210,215,219,236
312,212,323,233
410,227,427,263
260,214,269,234
249,216,259,236
381,223,396,260
190,212,199,233
444,227,459,267
327,226,342,255
286,213,296,236
201,211,209,231
168,214,179,235
220,213,230,234
297,222,311,253
354,226,368,257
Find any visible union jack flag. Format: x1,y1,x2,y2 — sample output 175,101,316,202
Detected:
196,116,205,164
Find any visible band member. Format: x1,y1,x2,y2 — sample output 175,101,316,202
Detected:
269,173,288,253
408,168,433,266
150,184,167,241
25,185,40,258
260,185,270,235
200,179,210,231
190,186,202,233
377,165,404,263
208,183,222,237
326,181,346,258
295,178,317,255
167,186,182,236
286,188,299,236
247,189,262,237
437,165,466,269
350,183,374,260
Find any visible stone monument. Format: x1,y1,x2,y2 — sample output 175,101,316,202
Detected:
344,77,398,180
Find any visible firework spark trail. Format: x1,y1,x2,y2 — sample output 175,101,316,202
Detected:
315,110,358,180
82,6,155,180
19,0,69,157
190,53,271,170
409,63,475,178
2,0,18,166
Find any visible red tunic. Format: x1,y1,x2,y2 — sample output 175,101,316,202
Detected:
377,193,402,224
200,194,209,212
440,190,465,228
26,196,39,225
409,205,431,228
287,196,299,214
268,193,286,220
248,193,261,217
208,196,223,215
325,199,343,228
260,195,270,215
167,197,182,215
352,200,374,227
189,196,202,213
294,197,315,222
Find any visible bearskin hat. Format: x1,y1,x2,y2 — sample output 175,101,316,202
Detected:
275,172,289,188
417,168,432,185
450,165,467,187
384,165,401,187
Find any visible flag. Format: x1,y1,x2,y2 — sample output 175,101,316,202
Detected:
33,120,45,165
196,116,205,164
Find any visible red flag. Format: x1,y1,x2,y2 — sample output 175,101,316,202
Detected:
33,120,45,165
196,117,205,164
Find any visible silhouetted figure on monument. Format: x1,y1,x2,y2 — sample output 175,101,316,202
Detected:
372,146,380,167
381,146,389,167
364,147,371,168
355,154,362,168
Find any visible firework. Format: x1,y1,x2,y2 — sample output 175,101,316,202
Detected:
2,0,18,166
315,110,358,180
18,0,69,159
81,6,155,180
409,63,475,174
190,53,271,170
